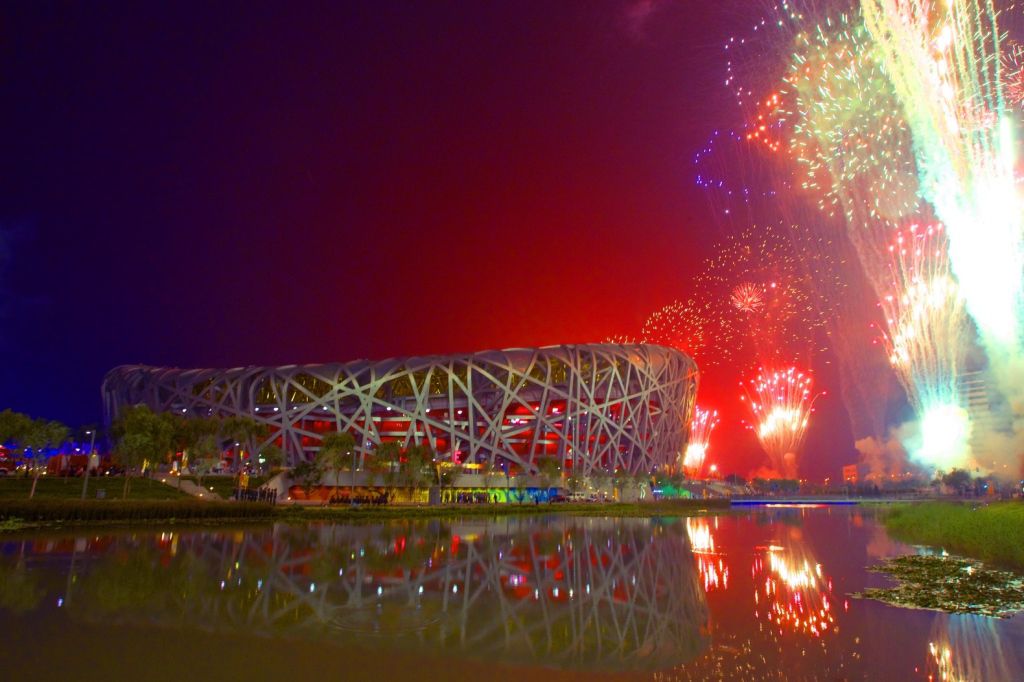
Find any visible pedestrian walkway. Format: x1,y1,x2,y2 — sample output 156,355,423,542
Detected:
156,475,223,500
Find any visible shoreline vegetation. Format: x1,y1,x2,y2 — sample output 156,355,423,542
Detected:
854,554,1024,617
0,477,192,502
883,501,1024,569
0,497,731,531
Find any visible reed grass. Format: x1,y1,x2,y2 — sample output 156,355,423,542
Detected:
884,501,1024,568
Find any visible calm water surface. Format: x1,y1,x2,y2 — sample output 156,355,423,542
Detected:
0,507,1021,681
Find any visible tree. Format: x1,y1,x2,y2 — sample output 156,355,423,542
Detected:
942,469,972,496
535,458,561,497
402,443,434,497
189,429,222,490
168,415,218,488
20,418,70,499
589,470,611,500
482,462,504,501
438,465,457,502
513,468,529,504
0,410,31,443
779,479,800,495
317,432,356,504
292,459,322,499
221,416,270,473
165,413,190,477
495,457,514,502
0,409,33,470
363,457,383,489
376,441,402,494
258,443,284,474
111,405,174,498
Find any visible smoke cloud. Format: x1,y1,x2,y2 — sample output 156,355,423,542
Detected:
969,355,1024,480
854,422,916,481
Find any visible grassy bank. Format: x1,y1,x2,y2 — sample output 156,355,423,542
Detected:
276,498,731,522
884,501,1024,568
0,476,191,501
0,496,729,530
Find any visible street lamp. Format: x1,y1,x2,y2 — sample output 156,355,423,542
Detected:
502,459,510,503
80,429,97,500
351,447,357,506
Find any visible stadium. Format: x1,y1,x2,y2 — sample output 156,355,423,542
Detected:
102,343,698,476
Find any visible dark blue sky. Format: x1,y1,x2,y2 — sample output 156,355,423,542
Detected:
0,1,857,476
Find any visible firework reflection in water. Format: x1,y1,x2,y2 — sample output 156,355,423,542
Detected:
753,544,837,640
687,517,729,593
925,613,1024,681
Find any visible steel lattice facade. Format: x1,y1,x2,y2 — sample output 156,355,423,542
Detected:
102,343,698,474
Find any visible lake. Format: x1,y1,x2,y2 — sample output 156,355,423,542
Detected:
0,507,1021,681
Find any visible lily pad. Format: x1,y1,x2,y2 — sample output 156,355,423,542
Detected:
852,554,1024,618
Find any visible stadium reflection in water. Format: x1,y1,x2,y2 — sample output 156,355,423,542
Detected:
0,517,708,676
1,510,1022,680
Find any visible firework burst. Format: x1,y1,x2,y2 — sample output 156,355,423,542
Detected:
624,222,842,373
700,224,831,367
863,0,1024,366
877,223,972,468
603,334,641,345
784,11,920,229
741,366,821,477
1004,41,1024,107
683,407,720,477
857,0,1024,475
639,298,726,366
731,281,767,313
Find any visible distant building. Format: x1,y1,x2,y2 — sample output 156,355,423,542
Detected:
961,370,993,452
102,343,698,474
959,369,1016,472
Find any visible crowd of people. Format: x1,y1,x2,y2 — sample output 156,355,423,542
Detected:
232,487,278,504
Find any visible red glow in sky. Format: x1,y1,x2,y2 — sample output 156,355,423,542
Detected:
0,1,858,478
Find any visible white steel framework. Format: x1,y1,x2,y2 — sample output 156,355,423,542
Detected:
102,343,698,474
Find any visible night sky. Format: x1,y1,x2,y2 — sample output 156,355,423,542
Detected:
1,1,856,477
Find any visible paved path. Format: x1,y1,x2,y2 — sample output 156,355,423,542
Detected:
156,475,223,500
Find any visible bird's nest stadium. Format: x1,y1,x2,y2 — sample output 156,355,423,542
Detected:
102,343,698,475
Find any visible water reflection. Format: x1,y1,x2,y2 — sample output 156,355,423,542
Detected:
2,509,1023,680
923,614,1024,681
0,558,43,613
754,545,837,638
667,508,861,680
687,517,728,593
0,517,708,672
